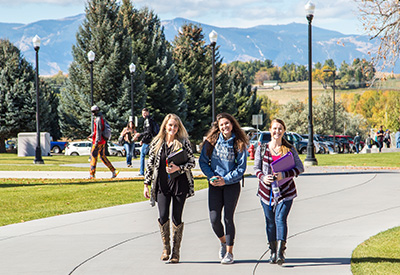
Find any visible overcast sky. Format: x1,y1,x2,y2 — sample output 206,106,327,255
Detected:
0,0,363,35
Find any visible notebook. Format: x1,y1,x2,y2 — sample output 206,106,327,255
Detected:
167,148,188,179
270,151,295,186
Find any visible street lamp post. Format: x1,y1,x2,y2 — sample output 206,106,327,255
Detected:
88,50,95,132
129,63,136,121
323,69,336,153
209,30,218,122
304,1,318,166
33,35,44,164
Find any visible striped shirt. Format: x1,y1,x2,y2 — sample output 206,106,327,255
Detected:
254,143,304,206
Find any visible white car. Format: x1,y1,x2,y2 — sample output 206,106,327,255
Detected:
65,141,125,156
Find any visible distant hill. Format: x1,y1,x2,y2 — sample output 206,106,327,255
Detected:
0,15,381,75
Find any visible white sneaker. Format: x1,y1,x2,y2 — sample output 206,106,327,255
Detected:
112,170,119,178
221,252,234,264
219,242,227,260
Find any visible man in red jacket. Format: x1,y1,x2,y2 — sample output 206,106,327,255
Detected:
89,105,119,179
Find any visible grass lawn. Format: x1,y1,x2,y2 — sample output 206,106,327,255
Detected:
352,227,400,275
0,177,208,226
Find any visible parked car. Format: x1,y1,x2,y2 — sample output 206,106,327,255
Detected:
300,134,332,154
65,141,92,156
65,141,125,156
249,131,309,154
51,141,68,154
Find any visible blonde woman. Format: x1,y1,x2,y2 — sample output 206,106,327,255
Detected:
143,114,195,263
254,119,304,265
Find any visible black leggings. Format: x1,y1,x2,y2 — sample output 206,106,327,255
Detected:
208,183,241,246
157,192,187,226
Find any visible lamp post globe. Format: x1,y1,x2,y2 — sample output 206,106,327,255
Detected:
129,62,136,120
209,30,218,122
88,50,95,132
32,35,44,164
304,1,318,166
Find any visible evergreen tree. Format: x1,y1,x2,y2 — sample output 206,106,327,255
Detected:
0,39,58,152
121,2,186,126
59,0,131,139
172,23,211,140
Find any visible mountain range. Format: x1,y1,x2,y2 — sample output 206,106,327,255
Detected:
0,14,381,76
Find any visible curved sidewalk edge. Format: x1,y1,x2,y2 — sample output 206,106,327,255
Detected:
0,171,399,274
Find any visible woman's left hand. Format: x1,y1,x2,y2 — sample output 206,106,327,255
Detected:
166,163,181,174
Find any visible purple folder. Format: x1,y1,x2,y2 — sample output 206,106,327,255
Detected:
270,151,295,186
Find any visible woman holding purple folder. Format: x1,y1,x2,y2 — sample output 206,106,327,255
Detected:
254,119,304,265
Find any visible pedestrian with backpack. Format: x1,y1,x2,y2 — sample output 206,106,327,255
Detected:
199,113,249,264
89,105,119,179
137,108,158,176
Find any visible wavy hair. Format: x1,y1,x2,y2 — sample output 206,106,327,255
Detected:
204,113,249,157
270,118,293,155
151,114,189,154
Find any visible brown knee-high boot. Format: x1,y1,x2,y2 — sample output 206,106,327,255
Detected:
158,220,170,261
169,222,184,263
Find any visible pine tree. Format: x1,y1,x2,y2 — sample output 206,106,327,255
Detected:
172,23,212,140
0,39,57,152
59,0,132,139
121,2,186,126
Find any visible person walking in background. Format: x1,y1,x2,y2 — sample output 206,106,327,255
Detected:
353,132,361,154
384,129,391,148
143,114,195,263
119,119,138,167
376,126,385,152
395,128,400,148
253,119,304,266
137,108,157,176
89,105,119,179
199,113,249,265
366,134,374,149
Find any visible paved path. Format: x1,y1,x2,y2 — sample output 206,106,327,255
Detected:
0,168,399,274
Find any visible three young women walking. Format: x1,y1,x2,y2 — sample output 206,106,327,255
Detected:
254,119,304,265
143,114,195,263
199,113,249,264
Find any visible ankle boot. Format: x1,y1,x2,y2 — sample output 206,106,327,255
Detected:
269,241,277,264
170,222,184,263
158,220,170,261
276,240,286,265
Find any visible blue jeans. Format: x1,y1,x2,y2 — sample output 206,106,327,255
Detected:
123,142,135,165
261,199,293,242
139,143,150,175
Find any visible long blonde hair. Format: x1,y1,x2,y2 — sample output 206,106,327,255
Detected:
151,114,189,154
270,118,293,156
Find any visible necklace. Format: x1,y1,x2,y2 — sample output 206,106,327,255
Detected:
270,144,281,155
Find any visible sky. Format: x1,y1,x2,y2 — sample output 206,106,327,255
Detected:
0,0,363,35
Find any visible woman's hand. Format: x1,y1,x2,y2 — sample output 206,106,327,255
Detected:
210,176,225,187
263,172,282,185
143,185,150,199
166,162,181,174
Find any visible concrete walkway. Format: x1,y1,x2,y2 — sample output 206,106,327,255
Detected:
0,167,399,274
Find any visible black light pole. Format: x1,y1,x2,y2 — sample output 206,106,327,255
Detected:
33,35,44,164
323,69,336,153
304,1,318,166
129,63,136,121
209,30,218,122
88,50,95,132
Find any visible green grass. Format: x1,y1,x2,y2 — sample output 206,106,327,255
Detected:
351,227,400,275
0,177,208,226
298,152,400,168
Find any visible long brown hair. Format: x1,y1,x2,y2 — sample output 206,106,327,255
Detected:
203,113,249,157
151,114,189,154
270,118,293,155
